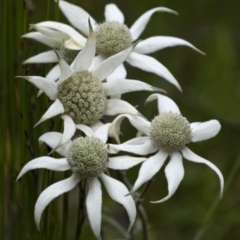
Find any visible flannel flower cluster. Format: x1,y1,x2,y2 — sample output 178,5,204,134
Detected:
17,1,224,240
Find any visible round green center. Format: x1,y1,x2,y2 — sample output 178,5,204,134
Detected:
95,21,132,57
150,112,192,152
60,45,79,65
58,71,107,125
67,137,108,178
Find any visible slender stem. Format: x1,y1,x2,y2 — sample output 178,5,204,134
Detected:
136,205,149,240
75,180,86,240
193,154,240,240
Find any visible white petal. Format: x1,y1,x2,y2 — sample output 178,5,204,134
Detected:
72,20,96,71
108,156,146,170
106,64,127,99
101,173,136,233
108,138,157,155
22,32,62,48
17,76,58,100
92,44,135,81
17,157,69,180
106,64,127,81
35,174,80,230
57,0,97,35
88,55,105,72
34,99,64,127
30,23,69,40
76,124,95,137
49,115,76,154
36,21,86,47
109,113,151,143
45,64,60,81
86,178,102,240
90,121,104,132
94,123,111,144
23,50,58,64
151,152,184,203
54,50,74,84
130,7,177,41
64,38,82,50
103,79,164,96
39,132,71,157
181,147,224,198
104,4,124,23
145,93,180,114
127,52,181,91
130,150,168,194
191,120,221,142
105,99,140,116
134,36,205,55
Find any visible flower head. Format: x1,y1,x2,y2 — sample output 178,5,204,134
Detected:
109,94,224,203
18,21,162,152
23,1,204,90
16,123,147,239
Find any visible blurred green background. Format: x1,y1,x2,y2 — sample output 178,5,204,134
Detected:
1,0,240,239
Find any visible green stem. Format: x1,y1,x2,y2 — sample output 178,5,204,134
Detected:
193,154,240,240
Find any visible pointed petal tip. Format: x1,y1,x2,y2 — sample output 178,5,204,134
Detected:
88,18,94,34
152,86,167,93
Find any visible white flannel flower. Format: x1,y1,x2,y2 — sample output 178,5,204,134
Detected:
16,124,146,240
23,0,204,90
108,94,224,203
18,22,162,151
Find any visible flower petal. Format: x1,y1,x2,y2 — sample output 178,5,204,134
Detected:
127,52,181,91
130,7,177,41
108,156,147,170
88,55,105,72
103,79,165,96
145,93,180,114
57,0,97,35
54,50,74,84
86,178,102,240
22,32,62,48
90,121,104,131
134,36,204,55
105,99,140,116
108,138,157,155
129,150,168,194
17,157,69,180
35,174,80,230
109,113,150,143
30,25,68,41
34,99,64,127
101,173,136,233
92,44,136,81
49,115,76,155
72,20,96,71
191,120,221,142
39,132,71,157
104,4,124,23
33,21,86,47
45,64,61,81
94,123,111,144
106,64,127,99
151,152,184,203
17,76,58,100
181,147,224,198
76,124,95,137
23,50,58,64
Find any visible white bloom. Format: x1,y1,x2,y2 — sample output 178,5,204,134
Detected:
18,22,162,151
108,94,224,203
17,124,146,240
23,1,204,90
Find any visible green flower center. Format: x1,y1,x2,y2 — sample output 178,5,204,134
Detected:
57,71,107,125
150,112,192,152
60,45,79,65
67,137,108,178
95,21,132,57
